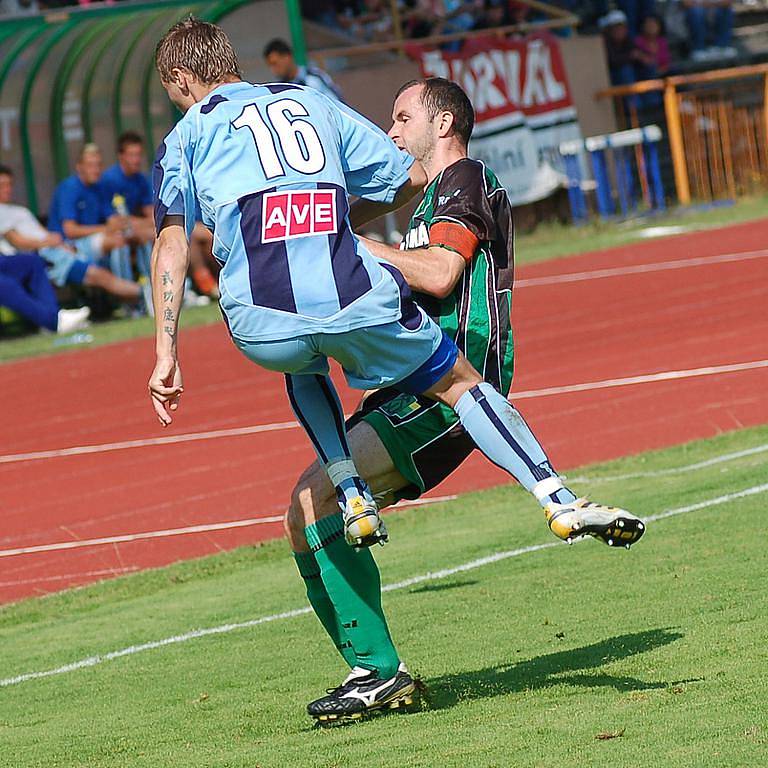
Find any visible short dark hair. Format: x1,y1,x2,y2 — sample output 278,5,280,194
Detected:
396,77,475,146
263,38,292,58
156,17,241,85
117,131,144,153
0,164,12,177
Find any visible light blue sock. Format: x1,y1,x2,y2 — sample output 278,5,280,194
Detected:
454,382,577,507
285,374,368,507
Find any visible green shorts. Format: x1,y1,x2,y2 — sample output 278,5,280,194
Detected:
345,387,477,501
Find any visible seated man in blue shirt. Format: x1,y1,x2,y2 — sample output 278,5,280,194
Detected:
0,164,140,305
48,143,135,285
102,131,219,298
101,131,156,246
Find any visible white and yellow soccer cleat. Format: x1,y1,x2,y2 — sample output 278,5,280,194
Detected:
342,494,388,549
545,498,645,548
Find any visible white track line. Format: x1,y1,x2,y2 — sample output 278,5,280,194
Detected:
0,420,301,465
0,496,457,559
1,360,765,467
515,248,768,288
572,443,768,484
511,359,768,400
2,482,765,689
0,567,140,589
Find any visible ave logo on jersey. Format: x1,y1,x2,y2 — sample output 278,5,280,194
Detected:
262,189,337,243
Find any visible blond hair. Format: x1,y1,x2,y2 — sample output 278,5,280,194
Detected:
155,17,241,85
77,143,101,162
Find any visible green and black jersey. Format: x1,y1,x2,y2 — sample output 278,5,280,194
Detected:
349,157,516,498
402,157,515,393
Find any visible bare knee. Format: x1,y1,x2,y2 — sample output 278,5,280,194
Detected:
425,352,482,408
285,464,336,552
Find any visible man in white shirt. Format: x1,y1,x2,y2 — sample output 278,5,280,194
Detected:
262,38,343,102
0,165,140,304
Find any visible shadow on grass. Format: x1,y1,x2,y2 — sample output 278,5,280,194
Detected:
422,628,684,711
408,580,478,595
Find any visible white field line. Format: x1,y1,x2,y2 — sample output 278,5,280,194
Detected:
0,420,302,465
0,567,140,589
571,443,768,485
2,482,766,689
514,248,768,288
2,359,765,467
0,496,457,559
4,437,762,560
511,359,768,400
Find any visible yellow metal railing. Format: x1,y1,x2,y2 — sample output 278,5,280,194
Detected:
597,64,768,205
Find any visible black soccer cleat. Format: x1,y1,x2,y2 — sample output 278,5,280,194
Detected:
308,663,416,725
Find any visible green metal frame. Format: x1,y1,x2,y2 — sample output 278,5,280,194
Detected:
111,10,166,139
0,0,278,210
19,19,79,213
140,4,209,154
0,25,50,102
80,21,125,142
0,24,24,49
283,0,307,66
50,19,113,180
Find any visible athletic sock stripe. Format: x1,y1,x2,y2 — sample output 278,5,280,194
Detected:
309,529,345,552
285,375,328,464
469,385,543,478
315,375,351,456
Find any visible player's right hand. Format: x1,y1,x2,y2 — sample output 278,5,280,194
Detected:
148,357,184,427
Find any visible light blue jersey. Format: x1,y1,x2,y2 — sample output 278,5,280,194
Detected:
153,81,414,342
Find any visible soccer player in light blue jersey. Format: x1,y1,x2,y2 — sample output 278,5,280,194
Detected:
147,20,641,722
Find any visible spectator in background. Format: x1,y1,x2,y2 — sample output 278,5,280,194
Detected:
0,252,90,334
401,0,437,38
48,143,135,285
263,39,343,102
342,0,396,41
634,13,670,79
475,0,512,29
0,164,141,306
101,131,154,238
102,132,219,299
431,0,483,47
616,0,656,36
300,0,346,31
600,10,638,88
683,0,736,61
101,131,155,281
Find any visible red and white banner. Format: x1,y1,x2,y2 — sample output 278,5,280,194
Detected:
417,33,582,205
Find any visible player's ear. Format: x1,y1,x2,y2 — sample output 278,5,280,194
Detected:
171,68,192,95
436,110,455,140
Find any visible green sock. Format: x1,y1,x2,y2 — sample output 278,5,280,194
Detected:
293,551,356,668
306,514,400,678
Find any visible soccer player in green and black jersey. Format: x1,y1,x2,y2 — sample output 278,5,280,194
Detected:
287,78,645,722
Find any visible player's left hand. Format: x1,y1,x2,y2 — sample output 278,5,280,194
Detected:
148,357,184,427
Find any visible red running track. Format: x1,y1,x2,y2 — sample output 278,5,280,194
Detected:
1,219,767,603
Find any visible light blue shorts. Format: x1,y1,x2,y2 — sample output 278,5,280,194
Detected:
233,307,446,391
39,243,96,287
41,234,135,286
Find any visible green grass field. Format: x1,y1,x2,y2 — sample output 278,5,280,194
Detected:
2,426,767,767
